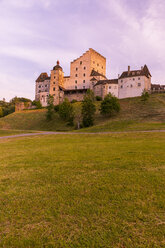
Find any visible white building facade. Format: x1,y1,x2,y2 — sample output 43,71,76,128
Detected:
118,65,151,99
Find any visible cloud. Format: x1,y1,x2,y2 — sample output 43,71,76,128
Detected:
0,0,165,100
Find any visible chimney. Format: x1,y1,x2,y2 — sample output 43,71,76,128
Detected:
128,66,130,75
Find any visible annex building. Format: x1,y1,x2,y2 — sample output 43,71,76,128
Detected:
35,48,152,106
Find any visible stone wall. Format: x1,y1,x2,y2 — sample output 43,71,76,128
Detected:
15,102,32,112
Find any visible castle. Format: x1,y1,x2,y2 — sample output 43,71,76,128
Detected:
35,48,152,106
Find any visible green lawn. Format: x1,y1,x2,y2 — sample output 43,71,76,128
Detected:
0,133,164,247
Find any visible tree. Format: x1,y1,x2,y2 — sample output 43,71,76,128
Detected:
74,103,82,129
46,95,54,121
100,93,120,116
82,90,96,127
141,90,149,103
59,98,74,125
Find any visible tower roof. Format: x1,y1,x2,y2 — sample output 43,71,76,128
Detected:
53,60,62,71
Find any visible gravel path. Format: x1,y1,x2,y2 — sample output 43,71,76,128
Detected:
0,130,165,140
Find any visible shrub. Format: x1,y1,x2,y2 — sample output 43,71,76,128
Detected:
100,93,120,116
54,104,60,112
71,99,77,103
0,107,3,118
141,91,149,102
32,100,42,109
96,96,102,101
82,90,96,127
59,98,74,125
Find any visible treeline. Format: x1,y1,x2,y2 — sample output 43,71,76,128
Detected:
46,90,120,129
0,97,32,118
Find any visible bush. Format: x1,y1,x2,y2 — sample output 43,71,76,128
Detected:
54,105,59,112
32,100,42,109
95,96,102,101
82,90,96,127
100,94,120,116
71,99,77,103
0,107,3,118
59,98,74,125
141,91,149,102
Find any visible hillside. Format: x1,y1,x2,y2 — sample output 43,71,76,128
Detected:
0,94,165,132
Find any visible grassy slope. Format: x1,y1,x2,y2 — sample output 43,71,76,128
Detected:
0,109,73,131
0,133,164,247
0,94,165,132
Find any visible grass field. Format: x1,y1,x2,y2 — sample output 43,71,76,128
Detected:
0,94,165,132
0,133,164,247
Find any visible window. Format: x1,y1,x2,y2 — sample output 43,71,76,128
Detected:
93,61,95,64
75,80,77,84
53,87,55,91
133,78,135,81
121,85,123,88
121,80,123,83
109,86,111,89
45,85,47,87
138,77,140,80
84,67,86,70
54,76,56,79
83,80,85,83
83,73,86,77
53,94,55,96
53,82,55,84
97,63,99,66
83,86,85,89
75,86,77,89
80,61,82,65
76,67,78,71
39,85,41,88
38,90,41,93
102,66,103,69
138,83,141,87
75,74,78,77
130,84,133,88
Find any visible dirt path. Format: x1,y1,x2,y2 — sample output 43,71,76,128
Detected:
0,130,165,140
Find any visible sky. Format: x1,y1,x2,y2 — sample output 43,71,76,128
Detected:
0,0,165,101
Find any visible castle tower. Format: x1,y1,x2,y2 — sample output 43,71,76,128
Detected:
49,61,64,105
